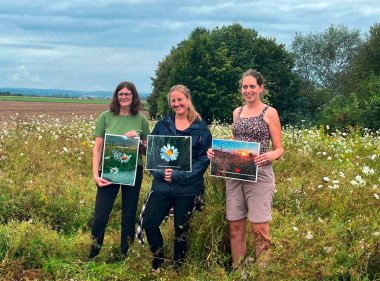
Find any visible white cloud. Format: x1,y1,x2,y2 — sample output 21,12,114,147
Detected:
8,66,42,82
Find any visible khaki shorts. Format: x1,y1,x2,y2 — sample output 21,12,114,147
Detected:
226,165,275,223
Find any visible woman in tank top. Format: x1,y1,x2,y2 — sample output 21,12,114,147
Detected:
208,69,284,268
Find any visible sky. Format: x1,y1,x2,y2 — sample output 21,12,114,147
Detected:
0,0,379,93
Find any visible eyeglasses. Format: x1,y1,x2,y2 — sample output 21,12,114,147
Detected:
242,85,256,90
118,92,133,97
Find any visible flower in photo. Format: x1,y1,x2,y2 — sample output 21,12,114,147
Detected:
120,154,132,163
160,143,179,162
112,150,122,161
234,167,241,173
110,167,119,174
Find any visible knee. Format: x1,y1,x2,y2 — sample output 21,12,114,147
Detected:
229,224,245,239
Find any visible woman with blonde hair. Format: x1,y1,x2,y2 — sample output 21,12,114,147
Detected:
139,85,212,271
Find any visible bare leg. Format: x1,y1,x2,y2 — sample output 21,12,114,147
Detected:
251,222,271,267
229,219,247,266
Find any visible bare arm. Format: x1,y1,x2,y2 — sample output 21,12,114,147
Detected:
93,137,111,187
255,107,284,166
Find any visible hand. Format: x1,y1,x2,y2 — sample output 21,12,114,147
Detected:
164,168,172,182
207,148,214,159
124,130,139,138
254,152,275,167
94,176,111,187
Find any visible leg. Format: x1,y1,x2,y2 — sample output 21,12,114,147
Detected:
251,222,271,258
120,166,143,255
229,218,247,266
142,192,172,269
172,196,196,267
89,184,120,258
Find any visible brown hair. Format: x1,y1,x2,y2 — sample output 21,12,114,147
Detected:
109,81,141,115
239,69,266,99
167,85,201,122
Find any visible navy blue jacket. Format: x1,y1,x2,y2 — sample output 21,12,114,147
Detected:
149,113,212,196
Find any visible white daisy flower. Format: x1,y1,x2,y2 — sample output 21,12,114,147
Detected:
160,143,179,162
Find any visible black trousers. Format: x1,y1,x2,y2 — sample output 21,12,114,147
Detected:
142,192,195,269
89,165,143,258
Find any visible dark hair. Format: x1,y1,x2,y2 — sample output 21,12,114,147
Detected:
239,69,265,87
109,81,141,115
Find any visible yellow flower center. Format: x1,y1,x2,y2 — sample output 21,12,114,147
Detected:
121,155,129,160
166,149,173,156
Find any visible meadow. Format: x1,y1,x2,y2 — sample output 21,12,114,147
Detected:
0,96,109,104
0,113,379,280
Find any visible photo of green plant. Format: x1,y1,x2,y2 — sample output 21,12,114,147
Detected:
210,139,260,182
146,135,192,171
101,133,140,185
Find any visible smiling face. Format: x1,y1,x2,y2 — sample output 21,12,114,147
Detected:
169,90,190,116
117,87,133,109
241,75,264,103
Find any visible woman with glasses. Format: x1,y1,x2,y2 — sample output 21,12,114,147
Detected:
89,81,150,259
207,69,284,268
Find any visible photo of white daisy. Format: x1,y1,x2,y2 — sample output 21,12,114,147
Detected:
160,143,179,162
146,135,192,171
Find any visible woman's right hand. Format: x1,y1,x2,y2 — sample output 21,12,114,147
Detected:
94,176,111,187
207,148,214,159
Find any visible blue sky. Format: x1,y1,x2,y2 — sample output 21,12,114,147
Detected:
0,0,379,93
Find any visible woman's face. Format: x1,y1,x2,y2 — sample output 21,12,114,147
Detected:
117,87,133,108
241,76,263,102
169,90,190,116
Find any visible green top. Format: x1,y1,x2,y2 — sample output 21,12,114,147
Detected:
94,110,150,165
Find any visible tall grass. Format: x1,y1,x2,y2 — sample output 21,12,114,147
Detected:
0,115,379,280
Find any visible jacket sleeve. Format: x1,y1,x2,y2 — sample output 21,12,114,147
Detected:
170,127,212,185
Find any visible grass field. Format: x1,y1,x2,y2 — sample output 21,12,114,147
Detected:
0,111,379,280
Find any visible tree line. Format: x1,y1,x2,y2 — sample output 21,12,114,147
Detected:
147,23,380,130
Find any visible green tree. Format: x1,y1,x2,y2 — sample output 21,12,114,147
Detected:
291,25,362,95
149,24,305,124
353,22,380,78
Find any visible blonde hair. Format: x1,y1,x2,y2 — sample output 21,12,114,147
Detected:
167,85,201,122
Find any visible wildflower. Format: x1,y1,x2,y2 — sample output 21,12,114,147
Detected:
318,217,324,224
362,166,374,175
317,184,323,189
373,232,380,237
339,171,345,178
38,135,42,140
323,177,329,182
305,231,313,240
327,156,332,160
323,246,333,253
160,143,179,162
293,226,299,231
63,147,69,153
374,194,379,200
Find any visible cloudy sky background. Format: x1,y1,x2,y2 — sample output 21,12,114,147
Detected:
0,0,379,93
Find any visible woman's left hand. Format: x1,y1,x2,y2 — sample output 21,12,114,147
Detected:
164,168,172,182
254,151,276,166
124,130,139,138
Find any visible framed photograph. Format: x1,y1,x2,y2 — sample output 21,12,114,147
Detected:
146,135,192,171
210,139,260,182
101,133,140,185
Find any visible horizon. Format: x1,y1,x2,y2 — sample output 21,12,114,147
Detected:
1,1,379,92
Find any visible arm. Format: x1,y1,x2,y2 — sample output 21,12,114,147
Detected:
255,107,285,166
171,129,212,185
92,137,111,187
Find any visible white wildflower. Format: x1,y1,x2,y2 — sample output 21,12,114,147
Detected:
323,246,332,253
305,231,313,240
374,194,379,200
362,166,374,175
63,147,69,153
323,177,329,182
293,226,299,231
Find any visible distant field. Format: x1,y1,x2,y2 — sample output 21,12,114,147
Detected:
0,96,110,104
